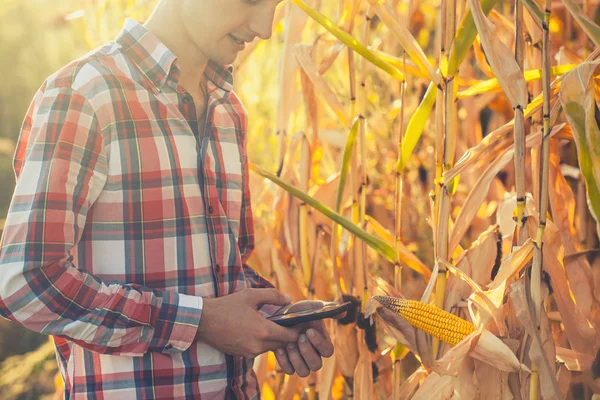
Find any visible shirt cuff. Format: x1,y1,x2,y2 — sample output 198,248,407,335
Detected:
149,291,203,354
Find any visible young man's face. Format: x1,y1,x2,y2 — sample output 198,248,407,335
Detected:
180,0,283,65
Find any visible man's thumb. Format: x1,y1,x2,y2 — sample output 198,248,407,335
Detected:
247,288,291,307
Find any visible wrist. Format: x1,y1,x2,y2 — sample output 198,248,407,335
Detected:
196,297,215,341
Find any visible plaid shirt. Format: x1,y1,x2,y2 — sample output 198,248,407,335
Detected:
0,18,273,399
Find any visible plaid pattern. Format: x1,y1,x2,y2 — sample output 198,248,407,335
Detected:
0,18,273,399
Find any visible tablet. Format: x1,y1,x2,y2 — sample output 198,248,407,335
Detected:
267,301,352,327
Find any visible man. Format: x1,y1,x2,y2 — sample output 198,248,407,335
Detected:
0,0,335,398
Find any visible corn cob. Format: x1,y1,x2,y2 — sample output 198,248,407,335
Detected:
374,295,476,346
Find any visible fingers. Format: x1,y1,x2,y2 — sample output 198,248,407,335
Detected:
285,340,310,377
297,333,323,372
245,288,291,307
262,321,302,344
274,348,295,375
305,324,334,358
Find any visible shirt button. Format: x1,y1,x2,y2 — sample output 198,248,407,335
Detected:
182,94,191,104
208,205,214,214
215,264,220,272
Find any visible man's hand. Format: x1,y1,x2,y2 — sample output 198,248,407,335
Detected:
196,289,300,358
274,320,334,377
270,300,338,377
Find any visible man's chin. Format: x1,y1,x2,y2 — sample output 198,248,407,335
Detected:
211,52,238,67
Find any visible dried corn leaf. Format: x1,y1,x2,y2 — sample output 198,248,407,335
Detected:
412,372,454,400
317,337,337,398
398,0,498,173
294,44,350,127
292,0,404,81
368,0,440,87
555,347,595,371
449,123,565,251
278,373,301,400
445,84,560,184
556,364,572,399
308,174,353,227
473,358,512,400
333,322,358,379
397,367,428,400
448,0,498,76
559,0,600,46
276,0,309,169
517,0,544,28
467,0,527,107
317,41,345,75
432,330,479,376
374,304,420,359
441,260,508,334
252,164,397,262
509,279,564,400
470,329,529,372
549,149,595,318
541,220,597,353
455,358,479,399
271,245,307,301
488,240,534,290
445,226,500,310
364,216,432,278
353,330,375,399
560,60,600,234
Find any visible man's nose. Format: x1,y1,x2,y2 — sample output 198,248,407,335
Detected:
249,8,275,40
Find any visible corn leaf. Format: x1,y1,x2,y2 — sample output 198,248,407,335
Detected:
374,50,431,80
365,215,432,278
336,117,360,212
397,83,437,173
397,0,497,174
250,163,397,263
541,220,597,353
518,0,544,28
276,1,308,173
509,279,565,400
458,64,576,98
294,44,350,127
368,0,440,87
292,0,405,81
449,0,498,77
560,60,600,231
559,0,600,47
467,0,528,107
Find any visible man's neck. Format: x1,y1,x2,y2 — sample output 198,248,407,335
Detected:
143,2,207,94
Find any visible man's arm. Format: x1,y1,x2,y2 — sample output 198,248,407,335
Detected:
0,84,202,356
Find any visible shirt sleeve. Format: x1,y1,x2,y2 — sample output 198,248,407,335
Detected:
0,84,202,357
238,122,274,290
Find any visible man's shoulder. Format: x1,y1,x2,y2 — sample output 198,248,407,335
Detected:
42,40,129,101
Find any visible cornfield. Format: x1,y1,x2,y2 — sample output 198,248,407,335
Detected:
1,0,600,398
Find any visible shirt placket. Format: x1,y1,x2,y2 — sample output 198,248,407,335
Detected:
199,98,225,298
171,72,224,298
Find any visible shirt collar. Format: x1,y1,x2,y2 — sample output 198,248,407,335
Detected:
115,18,234,93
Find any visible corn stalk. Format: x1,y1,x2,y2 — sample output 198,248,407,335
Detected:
514,0,528,245
433,0,457,359
529,0,552,397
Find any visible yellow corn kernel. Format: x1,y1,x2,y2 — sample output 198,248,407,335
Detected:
374,296,476,346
